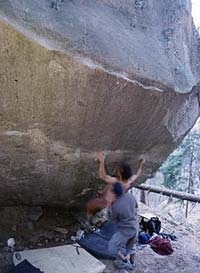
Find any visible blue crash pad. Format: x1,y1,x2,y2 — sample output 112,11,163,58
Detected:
78,221,117,260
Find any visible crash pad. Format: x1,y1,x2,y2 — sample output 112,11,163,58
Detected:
13,245,105,273
78,221,117,260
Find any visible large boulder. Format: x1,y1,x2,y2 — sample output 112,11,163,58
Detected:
0,0,199,207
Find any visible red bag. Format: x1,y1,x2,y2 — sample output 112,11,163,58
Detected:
148,236,174,255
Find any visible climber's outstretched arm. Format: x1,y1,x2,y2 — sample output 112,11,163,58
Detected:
125,159,145,190
96,151,117,184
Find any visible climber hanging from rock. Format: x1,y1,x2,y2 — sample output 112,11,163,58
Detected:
86,151,145,223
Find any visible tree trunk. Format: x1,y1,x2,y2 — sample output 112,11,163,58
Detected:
136,184,200,203
140,190,146,204
185,150,194,218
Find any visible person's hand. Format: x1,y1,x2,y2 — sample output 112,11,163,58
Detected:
138,158,145,165
96,151,105,163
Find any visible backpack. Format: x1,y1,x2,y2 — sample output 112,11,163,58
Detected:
145,217,161,236
148,236,174,255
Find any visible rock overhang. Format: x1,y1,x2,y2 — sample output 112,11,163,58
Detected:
0,0,200,207
0,0,199,93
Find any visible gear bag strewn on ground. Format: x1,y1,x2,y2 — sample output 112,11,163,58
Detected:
140,217,161,236
148,236,174,255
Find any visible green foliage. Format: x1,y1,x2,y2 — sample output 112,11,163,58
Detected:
160,151,183,189
160,119,200,191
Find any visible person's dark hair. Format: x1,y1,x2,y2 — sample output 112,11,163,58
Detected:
112,182,123,197
119,163,132,180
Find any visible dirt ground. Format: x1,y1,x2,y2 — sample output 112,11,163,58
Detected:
102,219,200,273
0,203,200,273
0,207,79,273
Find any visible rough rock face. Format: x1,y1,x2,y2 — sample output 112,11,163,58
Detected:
0,0,199,207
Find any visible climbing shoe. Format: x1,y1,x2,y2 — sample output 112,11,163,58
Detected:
113,259,134,270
